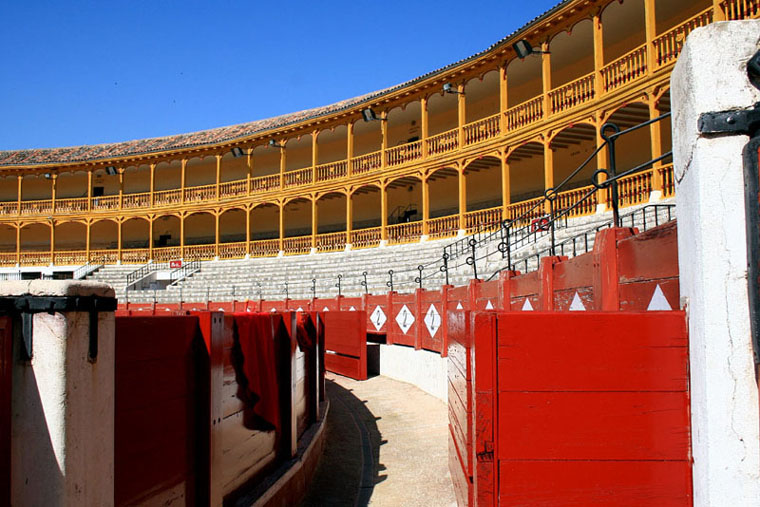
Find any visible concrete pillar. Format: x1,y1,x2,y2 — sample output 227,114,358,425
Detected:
6,280,116,506
672,20,760,506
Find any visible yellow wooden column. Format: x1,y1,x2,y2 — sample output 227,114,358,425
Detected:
346,192,353,243
148,217,154,261
180,159,187,204
118,169,124,210
85,220,91,262
457,83,466,147
381,113,388,169
214,212,220,258
544,137,554,213
380,184,388,241
644,0,657,71
501,154,511,219
245,207,251,256
542,41,552,116
422,176,430,236
51,174,57,214
15,225,20,266
279,142,286,190
346,123,355,175
649,96,664,196
312,130,319,182
421,96,429,157
278,203,284,253
49,220,55,265
458,167,467,231
117,220,122,263
596,112,609,207
215,154,222,200
87,170,93,212
593,10,604,97
16,175,22,214
713,0,726,22
180,214,185,259
149,163,156,206
499,64,508,131
311,198,318,249
246,152,252,195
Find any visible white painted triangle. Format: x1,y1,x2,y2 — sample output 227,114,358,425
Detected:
296,307,303,312
349,306,356,311
322,306,330,312
270,308,277,313
522,299,534,311
485,300,494,310
569,292,586,311
647,284,672,311
456,302,464,310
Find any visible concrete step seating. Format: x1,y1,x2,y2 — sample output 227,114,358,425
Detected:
88,201,674,303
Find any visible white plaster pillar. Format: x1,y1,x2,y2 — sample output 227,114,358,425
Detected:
672,21,760,506
6,280,115,506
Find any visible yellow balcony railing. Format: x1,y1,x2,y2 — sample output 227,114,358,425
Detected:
53,250,87,266
91,195,119,211
283,235,311,255
609,169,654,209
122,192,150,209
89,249,119,264
386,221,423,245
154,189,182,206
185,243,216,260
505,197,544,227
601,43,648,93
284,167,313,188
723,0,760,20
386,140,422,167
55,197,88,214
349,227,382,249
426,128,459,157
427,215,459,240
0,252,16,267
351,151,382,175
654,8,713,69
464,113,501,146
184,184,215,203
250,238,280,257
219,180,247,199
20,199,53,215
121,248,150,264
504,96,543,132
250,174,280,193
218,241,247,259
556,185,598,218
152,246,182,262
465,206,503,234
315,231,347,253
549,72,595,115
19,251,50,266
315,160,348,182
660,163,675,198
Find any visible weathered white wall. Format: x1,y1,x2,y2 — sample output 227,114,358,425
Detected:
6,280,115,506
672,20,760,506
378,344,448,402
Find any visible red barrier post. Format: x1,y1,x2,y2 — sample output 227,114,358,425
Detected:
592,228,636,311
472,312,498,506
440,285,451,357
538,256,566,311
497,271,518,312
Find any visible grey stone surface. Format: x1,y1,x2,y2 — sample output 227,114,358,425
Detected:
0,279,114,298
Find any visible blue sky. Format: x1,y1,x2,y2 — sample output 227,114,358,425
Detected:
0,0,560,151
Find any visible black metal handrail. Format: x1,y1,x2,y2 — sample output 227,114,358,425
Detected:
170,259,201,285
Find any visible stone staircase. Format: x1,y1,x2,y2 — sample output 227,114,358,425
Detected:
88,200,675,304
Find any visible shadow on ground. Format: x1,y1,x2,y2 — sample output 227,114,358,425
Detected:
299,379,385,506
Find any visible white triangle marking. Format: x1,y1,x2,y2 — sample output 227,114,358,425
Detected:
296,307,303,312
322,306,330,312
647,284,672,311
522,299,534,311
569,292,586,311
349,306,356,311
485,300,494,310
456,302,464,310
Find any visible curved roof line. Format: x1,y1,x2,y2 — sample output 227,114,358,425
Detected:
0,0,568,168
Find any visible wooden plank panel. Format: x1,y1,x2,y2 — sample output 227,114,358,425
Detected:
499,460,691,506
617,221,679,283
619,278,680,312
449,431,472,507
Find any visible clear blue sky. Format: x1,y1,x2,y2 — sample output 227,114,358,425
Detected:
0,0,559,151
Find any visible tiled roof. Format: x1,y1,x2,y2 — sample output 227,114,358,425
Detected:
0,0,568,168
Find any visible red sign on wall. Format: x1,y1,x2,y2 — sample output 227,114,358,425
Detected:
169,260,182,269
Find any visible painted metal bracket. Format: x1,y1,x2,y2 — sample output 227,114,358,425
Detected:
698,102,760,136
0,295,117,362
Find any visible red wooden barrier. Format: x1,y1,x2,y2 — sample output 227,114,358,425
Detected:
323,311,367,380
419,288,447,354
447,311,474,507
0,316,11,506
388,291,419,348
365,292,392,335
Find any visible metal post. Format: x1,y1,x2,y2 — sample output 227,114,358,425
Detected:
335,274,342,297
415,265,424,290
361,271,368,295
386,270,394,292
601,123,621,227
441,253,450,286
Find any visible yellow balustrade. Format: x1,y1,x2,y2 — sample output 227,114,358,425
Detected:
315,232,347,253
218,241,247,259
386,140,422,167
122,193,150,209
505,197,544,227
724,0,760,20
349,227,382,249
153,189,182,206
0,203,16,216
219,180,247,198
89,249,119,264
654,8,713,69
0,253,16,267
555,185,598,218
152,246,182,262
55,197,88,214
250,238,280,257
283,235,311,255
284,167,313,188
465,207,503,234
184,244,216,260
610,169,654,208
184,184,216,203
601,44,648,93
425,129,459,157
660,163,675,198
19,251,50,266
91,195,119,211
121,249,150,264
315,161,348,182
427,215,460,240
351,151,382,175
251,174,280,193
504,96,544,131
19,199,53,215
463,113,501,146
386,221,423,245
549,72,596,115
53,250,87,265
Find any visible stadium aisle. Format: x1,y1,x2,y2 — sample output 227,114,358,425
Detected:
300,373,456,506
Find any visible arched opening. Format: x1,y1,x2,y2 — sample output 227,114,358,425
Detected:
427,90,458,136
316,193,346,234
221,151,248,183
56,171,88,199
91,167,119,200
602,0,646,64
54,221,86,252
219,208,247,243
185,154,217,188
250,203,280,240
184,212,215,246
387,101,422,147
153,215,181,248
353,117,382,157
20,222,50,252
350,186,381,230
283,198,311,238
0,175,17,204
0,224,15,252
251,143,280,177
154,159,181,191
123,163,150,195
465,71,500,123
465,156,503,211
656,0,711,34
316,125,348,164
657,90,672,156
549,19,594,103
285,135,312,173
428,167,459,219
605,102,652,172
506,50,543,108
90,220,118,250
122,218,149,249
22,174,52,201
550,124,599,190
507,142,545,202
387,177,422,224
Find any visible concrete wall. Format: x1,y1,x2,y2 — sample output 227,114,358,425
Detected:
376,344,447,402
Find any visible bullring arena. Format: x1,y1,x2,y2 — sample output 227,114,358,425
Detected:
2,0,760,505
